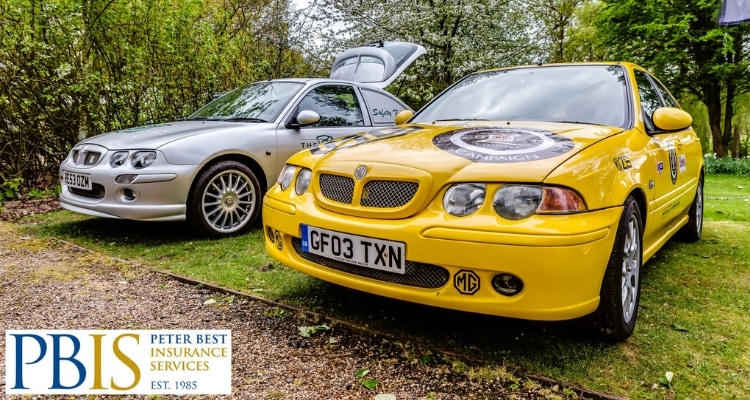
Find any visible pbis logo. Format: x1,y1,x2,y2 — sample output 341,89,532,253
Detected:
5,330,231,395
454,270,480,295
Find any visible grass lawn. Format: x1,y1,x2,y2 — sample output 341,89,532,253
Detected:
17,174,750,399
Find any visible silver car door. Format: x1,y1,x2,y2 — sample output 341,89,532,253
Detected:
275,83,374,170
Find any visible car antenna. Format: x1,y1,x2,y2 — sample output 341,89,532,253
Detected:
395,74,406,98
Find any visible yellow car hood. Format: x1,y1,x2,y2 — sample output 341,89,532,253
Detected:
309,121,625,182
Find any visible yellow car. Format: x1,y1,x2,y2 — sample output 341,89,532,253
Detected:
262,62,704,341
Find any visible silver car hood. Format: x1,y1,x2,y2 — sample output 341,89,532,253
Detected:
79,121,265,150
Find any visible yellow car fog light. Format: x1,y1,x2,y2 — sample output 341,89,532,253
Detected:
266,226,275,243
491,273,523,296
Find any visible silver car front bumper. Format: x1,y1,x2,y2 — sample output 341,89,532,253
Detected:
59,156,199,222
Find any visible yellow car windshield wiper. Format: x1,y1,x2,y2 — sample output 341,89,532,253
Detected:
433,118,490,122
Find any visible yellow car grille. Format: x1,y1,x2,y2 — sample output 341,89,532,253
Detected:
292,238,449,289
319,174,419,208
360,180,418,208
319,174,354,204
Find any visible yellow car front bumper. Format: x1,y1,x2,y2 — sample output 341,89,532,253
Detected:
263,194,623,321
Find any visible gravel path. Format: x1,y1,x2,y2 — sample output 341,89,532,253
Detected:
0,220,589,400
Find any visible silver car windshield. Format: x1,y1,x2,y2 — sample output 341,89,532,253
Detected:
412,65,629,128
188,81,304,122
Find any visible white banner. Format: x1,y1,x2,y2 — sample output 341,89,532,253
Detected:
719,0,750,25
5,330,232,395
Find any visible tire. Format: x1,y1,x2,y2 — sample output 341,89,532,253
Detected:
187,160,262,237
678,176,703,242
594,196,643,342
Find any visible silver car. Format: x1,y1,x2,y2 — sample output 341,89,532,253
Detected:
59,41,425,237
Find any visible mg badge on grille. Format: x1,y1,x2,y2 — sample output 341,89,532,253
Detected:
354,165,368,180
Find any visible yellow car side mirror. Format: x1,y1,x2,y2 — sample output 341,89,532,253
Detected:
395,110,414,125
652,107,692,131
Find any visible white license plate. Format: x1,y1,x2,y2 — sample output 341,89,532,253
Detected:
63,171,92,190
301,225,406,274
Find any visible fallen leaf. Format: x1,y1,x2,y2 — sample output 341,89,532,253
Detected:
361,379,378,390
671,324,689,332
298,324,330,338
355,368,370,379
203,299,216,305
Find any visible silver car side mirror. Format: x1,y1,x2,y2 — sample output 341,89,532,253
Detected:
297,110,321,126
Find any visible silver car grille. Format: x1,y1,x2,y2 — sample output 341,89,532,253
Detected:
69,183,105,199
72,150,102,166
319,174,418,208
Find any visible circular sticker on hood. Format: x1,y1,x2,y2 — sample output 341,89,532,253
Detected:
432,127,574,163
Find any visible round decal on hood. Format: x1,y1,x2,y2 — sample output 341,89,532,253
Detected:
432,127,574,163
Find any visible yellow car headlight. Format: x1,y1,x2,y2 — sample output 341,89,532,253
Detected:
295,168,312,195
277,164,296,191
443,183,486,217
492,185,542,220
538,186,587,213
493,185,586,220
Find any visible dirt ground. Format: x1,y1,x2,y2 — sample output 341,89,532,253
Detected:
0,200,615,400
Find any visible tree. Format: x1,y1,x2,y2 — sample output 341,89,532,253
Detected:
311,0,541,107
527,0,584,63
597,0,750,158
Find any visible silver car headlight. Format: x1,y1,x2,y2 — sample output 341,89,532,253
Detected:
493,185,542,220
109,151,129,168
277,165,296,191
131,151,157,169
295,168,312,195
443,183,486,217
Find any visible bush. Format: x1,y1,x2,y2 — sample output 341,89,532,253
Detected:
1,0,314,194
704,154,750,176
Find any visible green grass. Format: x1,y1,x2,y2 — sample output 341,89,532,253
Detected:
16,174,750,399
704,174,750,221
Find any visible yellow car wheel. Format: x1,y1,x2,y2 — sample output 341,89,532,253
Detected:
678,175,704,243
595,196,643,342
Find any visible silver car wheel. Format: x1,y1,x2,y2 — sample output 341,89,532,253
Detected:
621,212,640,324
201,169,257,234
